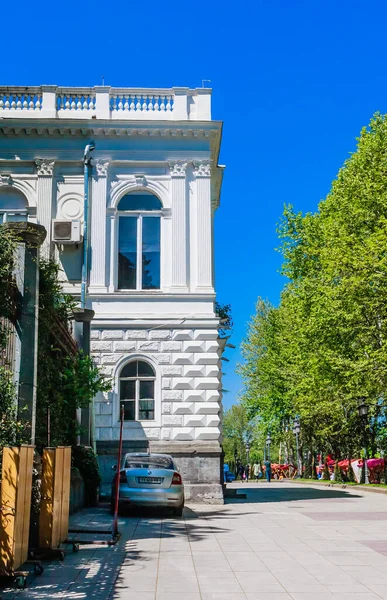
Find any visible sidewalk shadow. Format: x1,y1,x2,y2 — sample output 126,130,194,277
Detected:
225,485,362,503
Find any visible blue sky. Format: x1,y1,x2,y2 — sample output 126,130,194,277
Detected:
4,1,387,408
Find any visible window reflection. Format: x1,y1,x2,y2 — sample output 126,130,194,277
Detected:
142,218,160,289
118,217,137,289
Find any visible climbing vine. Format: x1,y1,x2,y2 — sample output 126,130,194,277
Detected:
35,259,111,449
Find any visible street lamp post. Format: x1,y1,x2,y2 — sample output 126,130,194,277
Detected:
245,442,250,466
357,398,369,485
266,433,271,461
293,418,301,478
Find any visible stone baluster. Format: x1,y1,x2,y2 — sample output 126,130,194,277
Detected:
35,159,55,256
169,161,188,291
89,160,109,292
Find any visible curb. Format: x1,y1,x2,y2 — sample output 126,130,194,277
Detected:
285,479,387,495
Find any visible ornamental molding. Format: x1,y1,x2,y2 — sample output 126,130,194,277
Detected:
0,174,12,186
109,177,170,209
0,124,216,139
0,175,37,206
93,160,109,178
134,175,147,187
168,161,188,178
35,159,55,176
193,160,211,178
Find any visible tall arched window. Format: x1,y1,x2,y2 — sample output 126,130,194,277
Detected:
0,188,28,224
119,359,156,421
117,192,162,290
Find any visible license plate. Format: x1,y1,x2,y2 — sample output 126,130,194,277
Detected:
138,477,162,484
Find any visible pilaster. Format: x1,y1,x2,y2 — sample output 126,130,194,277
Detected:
89,160,109,292
169,161,188,292
192,161,213,292
35,159,55,256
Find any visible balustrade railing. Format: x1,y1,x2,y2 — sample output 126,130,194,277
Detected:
110,92,173,113
0,86,211,121
0,88,42,112
57,90,96,112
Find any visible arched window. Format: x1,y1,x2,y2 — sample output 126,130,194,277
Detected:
117,192,162,290
0,188,28,224
119,359,155,421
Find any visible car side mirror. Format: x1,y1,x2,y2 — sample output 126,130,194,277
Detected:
112,465,117,471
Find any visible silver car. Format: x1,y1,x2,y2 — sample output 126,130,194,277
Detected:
111,453,185,516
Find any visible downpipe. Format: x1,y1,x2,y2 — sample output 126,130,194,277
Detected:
81,141,95,308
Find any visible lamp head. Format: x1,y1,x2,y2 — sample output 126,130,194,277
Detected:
357,397,369,418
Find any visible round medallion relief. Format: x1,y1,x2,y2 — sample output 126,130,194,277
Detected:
58,195,83,220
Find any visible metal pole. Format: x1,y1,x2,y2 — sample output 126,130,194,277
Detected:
364,446,369,485
81,142,95,309
296,432,300,477
113,406,124,537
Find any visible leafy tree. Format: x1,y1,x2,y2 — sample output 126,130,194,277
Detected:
238,113,387,466
222,403,252,465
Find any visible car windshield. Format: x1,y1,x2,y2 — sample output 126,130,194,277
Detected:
124,455,174,470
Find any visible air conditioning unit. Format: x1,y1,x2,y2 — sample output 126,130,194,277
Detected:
52,219,82,244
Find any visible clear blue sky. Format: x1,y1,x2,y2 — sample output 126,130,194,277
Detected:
4,1,387,408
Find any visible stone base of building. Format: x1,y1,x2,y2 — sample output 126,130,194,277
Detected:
149,440,224,505
184,483,224,504
96,440,224,504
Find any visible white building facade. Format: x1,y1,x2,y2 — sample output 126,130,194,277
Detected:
0,85,225,502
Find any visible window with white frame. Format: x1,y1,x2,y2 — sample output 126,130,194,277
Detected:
0,189,28,224
117,192,161,290
119,359,155,421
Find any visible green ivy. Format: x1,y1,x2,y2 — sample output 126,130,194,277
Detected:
35,259,111,449
72,445,101,506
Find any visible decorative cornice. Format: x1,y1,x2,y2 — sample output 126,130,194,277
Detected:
0,174,11,186
0,124,220,139
168,161,188,177
193,160,211,178
35,159,55,176
94,160,109,178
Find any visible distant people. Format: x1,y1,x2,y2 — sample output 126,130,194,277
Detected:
264,459,272,483
245,464,250,481
253,462,262,480
239,464,245,481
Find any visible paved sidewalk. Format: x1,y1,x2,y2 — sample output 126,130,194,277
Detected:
1,482,387,599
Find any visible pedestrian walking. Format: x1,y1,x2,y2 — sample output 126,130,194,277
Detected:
253,462,262,480
245,464,250,481
239,464,245,481
264,459,272,483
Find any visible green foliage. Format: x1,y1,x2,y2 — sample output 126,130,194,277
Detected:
222,403,252,464
0,367,26,448
0,228,23,449
334,460,343,483
347,461,356,483
72,445,101,506
238,113,387,463
215,302,234,338
35,259,111,448
322,461,330,481
0,227,18,349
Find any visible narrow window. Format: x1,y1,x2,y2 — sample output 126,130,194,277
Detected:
118,217,137,289
117,192,162,290
119,360,155,421
142,217,160,289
